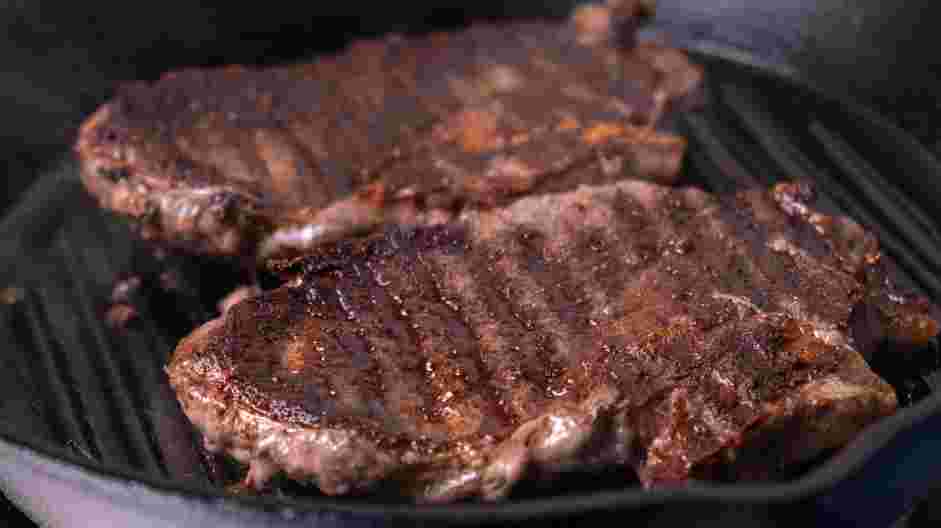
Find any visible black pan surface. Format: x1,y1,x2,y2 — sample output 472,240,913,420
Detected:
1,42,941,527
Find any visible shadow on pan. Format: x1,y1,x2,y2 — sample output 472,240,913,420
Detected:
1,20,941,528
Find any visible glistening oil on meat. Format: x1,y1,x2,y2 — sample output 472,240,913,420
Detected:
167,179,934,502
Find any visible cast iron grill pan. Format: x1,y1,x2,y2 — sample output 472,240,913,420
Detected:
0,45,940,527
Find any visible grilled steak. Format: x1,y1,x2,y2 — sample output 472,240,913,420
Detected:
167,180,937,502
75,1,702,260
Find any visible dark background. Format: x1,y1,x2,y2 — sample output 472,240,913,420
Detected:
1,0,940,526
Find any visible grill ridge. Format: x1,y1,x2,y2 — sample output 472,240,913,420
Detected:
699,88,782,186
0,169,78,264
0,309,49,439
22,289,103,462
67,198,221,483
681,112,762,191
717,83,819,183
56,233,167,476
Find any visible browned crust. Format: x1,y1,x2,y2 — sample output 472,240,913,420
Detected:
166,180,919,501
75,4,704,260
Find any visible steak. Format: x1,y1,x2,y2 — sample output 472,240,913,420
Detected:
75,1,702,260
166,180,937,502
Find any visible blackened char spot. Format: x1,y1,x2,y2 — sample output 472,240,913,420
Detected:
99,127,122,144
208,192,242,220
98,166,130,183
300,383,326,419
175,157,198,178
516,228,548,274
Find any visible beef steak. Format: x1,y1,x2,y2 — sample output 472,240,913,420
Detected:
167,180,936,502
75,1,702,260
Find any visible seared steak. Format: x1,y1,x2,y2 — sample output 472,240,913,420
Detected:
167,180,936,502
75,1,702,260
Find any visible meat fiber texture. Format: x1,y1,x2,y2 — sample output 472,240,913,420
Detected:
74,1,703,261
167,179,936,502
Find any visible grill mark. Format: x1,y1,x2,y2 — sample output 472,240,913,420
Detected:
601,186,663,290
715,193,856,327
289,323,345,421
329,107,372,176
572,199,659,346
387,60,423,116
285,117,350,203
384,67,437,137
467,209,583,392
465,27,557,117
692,194,784,315
329,269,391,425
228,289,336,422
577,186,742,374
643,190,728,313
276,290,363,421
432,250,547,422
277,120,335,210
554,196,623,321
540,189,673,391
418,253,515,436
466,244,559,394
517,27,600,114
732,194,860,324
385,253,452,425
517,32,614,120
361,257,439,435
344,41,389,110
510,194,630,377
338,48,398,161
512,26,573,81
484,225,593,401
361,73,429,168
400,252,511,438
251,127,317,210
488,216,586,338
318,117,360,199
343,85,390,163
454,29,618,195
598,189,665,308
409,37,467,120
698,195,846,333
